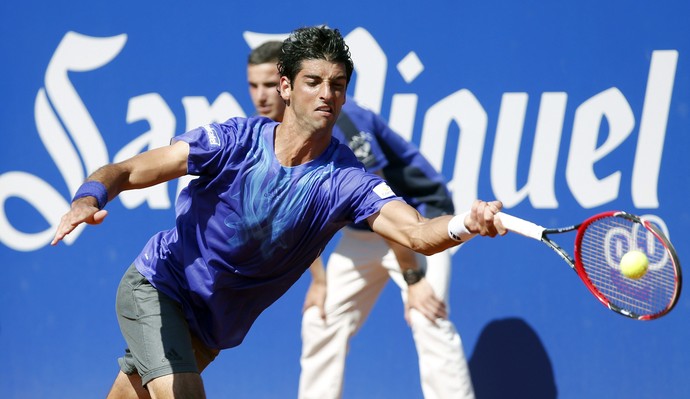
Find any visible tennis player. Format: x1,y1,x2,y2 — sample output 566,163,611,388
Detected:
52,26,505,398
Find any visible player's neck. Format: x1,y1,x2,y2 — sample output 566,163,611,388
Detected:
274,122,331,167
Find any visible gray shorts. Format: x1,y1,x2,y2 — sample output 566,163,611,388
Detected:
115,264,219,386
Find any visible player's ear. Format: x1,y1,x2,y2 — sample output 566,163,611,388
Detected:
279,76,291,102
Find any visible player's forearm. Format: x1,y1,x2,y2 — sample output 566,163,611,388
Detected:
82,163,132,204
79,161,154,205
372,214,455,256
77,141,189,205
369,201,452,256
404,215,460,256
370,199,502,256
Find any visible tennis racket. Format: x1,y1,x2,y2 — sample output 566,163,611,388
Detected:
498,211,682,320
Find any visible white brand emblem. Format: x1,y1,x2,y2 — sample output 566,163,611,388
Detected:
202,124,220,147
373,183,395,199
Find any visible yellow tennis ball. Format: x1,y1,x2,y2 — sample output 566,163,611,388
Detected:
620,250,649,279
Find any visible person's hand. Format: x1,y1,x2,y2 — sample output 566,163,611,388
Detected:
303,279,327,321
464,200,507,237
51,197,108,246
405,278,447,325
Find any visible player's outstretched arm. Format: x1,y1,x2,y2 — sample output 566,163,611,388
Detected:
367,199,506,256
51,141,190,245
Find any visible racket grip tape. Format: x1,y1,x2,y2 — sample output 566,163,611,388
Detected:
497,212,545,240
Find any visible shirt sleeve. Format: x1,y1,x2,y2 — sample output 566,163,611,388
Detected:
171,119,240,176
335,167,404,224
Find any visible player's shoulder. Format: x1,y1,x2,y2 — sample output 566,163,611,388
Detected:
216,116,278,141
219,115,276,130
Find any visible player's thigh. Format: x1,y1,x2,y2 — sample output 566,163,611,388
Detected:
106,370,149,399
115,264,217,386
146,372,205,399
193,333,219,372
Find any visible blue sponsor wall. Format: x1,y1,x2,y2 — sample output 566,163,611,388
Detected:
1,1,689,398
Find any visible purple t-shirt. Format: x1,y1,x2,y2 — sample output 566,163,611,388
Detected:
134,116,400,349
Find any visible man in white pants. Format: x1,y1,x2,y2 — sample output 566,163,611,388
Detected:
247,41,475,399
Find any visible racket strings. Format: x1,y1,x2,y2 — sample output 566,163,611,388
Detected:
577,216,677,317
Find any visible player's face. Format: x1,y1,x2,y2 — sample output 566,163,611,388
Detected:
247,62,286,122
280,59,347,132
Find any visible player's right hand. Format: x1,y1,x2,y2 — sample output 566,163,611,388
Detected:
464,199,506,237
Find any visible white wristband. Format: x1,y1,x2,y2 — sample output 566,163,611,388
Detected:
448,212,477,243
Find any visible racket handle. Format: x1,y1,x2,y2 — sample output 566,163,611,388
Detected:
497,212,545,240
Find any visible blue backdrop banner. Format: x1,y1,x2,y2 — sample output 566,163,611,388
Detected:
1,1,688,398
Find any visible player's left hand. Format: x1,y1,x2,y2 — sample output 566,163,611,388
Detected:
51,198,109,246
405,278,447,325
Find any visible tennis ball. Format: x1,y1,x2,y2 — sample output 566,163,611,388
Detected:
620,250,649,279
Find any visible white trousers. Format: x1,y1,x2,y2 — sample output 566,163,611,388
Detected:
299,227,475,399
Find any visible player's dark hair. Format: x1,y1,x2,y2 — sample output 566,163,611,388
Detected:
278,26,354,86
248,41,283,65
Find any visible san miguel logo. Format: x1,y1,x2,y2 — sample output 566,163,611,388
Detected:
0,29,678,251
